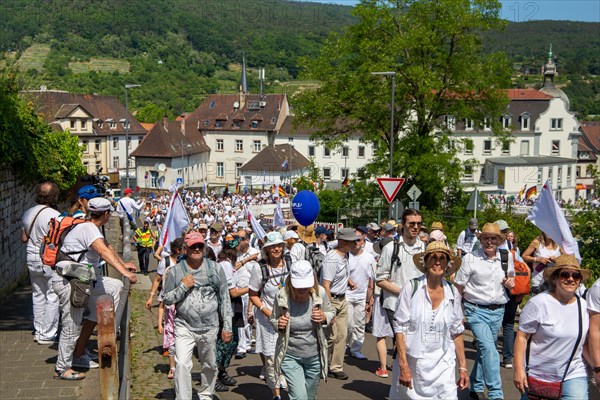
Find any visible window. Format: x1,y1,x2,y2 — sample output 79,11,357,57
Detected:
251,121,258,129
204,120,209,127
127,137,131,149
464,165,474,181
548,167,553,183
108,120,117,129
308,145,315,157
95,161,101,172
372,141,378,155
324,147,331,157
235,139,243,152
128,158,134,168
538,167,543,184
235,162,242,178
95,140,101,152
465,119,474,130
358,146,365,158
558,166,563,185
483,140,492,155
288,137,294,143
138,135,143,144
576,167,581,179
567,166,572,185
552,140,560,155
113,137,119,149
253,140,262,152
151,171,158,188
502,141,510,155
209,101,215,109
215,120,223,128
112,156,119,169
216,139,224,151
501,115,511,129
217,162,224,177
70,120,76,129
483,117,491,130
233,120,241,128
81,140,88,153
81,119,87,131
444,115,455,130
342,146,349,158
520,140,530,156
550,118,563,130
341,168,349,179
464,139,474,155
323,168,331,180
520,114,530,130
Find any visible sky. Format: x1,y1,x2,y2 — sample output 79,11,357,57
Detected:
307,0,600,23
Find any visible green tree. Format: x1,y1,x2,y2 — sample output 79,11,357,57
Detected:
293,0,512,210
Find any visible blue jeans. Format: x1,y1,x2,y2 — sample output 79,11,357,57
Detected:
502,295,520,363
281,353,321,400
464,301,505,399
521,376,589,400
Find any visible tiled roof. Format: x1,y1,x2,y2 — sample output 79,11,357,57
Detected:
188,94,286,132
279,115,316,136
580,123,600,153
23,90,146,136
140,122,155,132
506,89,554,101
131,118,210,158
240,144,309,172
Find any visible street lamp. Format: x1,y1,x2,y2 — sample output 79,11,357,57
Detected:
181,140,192,186
371,71,396,218
125,84,141,189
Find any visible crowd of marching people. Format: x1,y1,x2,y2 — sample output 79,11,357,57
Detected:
20,182,600,400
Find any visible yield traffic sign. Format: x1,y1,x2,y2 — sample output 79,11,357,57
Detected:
376,177,405,203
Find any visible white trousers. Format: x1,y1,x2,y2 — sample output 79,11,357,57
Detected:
237,295,252,353
174,325,219,400
29,265,59,341
85,276,123,323
52,278,84,372
347,297,366,354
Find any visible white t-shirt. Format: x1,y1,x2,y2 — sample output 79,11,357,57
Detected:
289,242,306,263
587,278,600,313
346,251,375,302
519,292,589,382
320,251,349,296
53,222,104,282
248,261,288,310
21,205,60,266
117,196,143,219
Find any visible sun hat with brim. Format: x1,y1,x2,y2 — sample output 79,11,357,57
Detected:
88,198,114,213
337,228,360,241
543,254,591,283
262,231,285,249
374,237,394,255
430,221,444,231
412,241,461,276
297,224,316,244
184,232,205,247
476,223,505,241
283,231,300,240
366,222,381,231
290,260,315,289
494,219,510,231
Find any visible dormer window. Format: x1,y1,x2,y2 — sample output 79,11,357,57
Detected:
81,119,88,131
501,115,511,129
465,119,474,131
107,119,117,129
251,120,259,129
233,120,241,128
70,120,76,129
444,115,455,130
209,101,216,109
520,113,530,130
215,120,223,128
120,118,129,129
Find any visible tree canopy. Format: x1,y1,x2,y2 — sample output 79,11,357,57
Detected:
293,0,512,210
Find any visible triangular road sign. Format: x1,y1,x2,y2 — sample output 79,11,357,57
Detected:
376,177,406,203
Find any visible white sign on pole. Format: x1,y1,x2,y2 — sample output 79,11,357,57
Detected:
407,185,422,201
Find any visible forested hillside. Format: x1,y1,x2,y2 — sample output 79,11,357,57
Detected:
1,0,598,119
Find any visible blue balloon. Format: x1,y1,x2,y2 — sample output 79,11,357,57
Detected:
292,190,320,226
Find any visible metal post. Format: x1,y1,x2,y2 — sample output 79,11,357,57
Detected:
124,84,141,189
97,295,119,400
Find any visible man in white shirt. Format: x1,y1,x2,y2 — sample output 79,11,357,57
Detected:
117,188,144,231
206,222,224,257
454,222,515,400
346,231,375,360
283,230,305,263
320,228,361,380
315,226,331,256
456,218,479,258
20,181,61,344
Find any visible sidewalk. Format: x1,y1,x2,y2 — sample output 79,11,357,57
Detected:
0,284,99,399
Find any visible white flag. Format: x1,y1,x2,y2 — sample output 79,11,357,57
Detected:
159,189,189,254
526,179,581,262
273,199,285,228
244,205,267,241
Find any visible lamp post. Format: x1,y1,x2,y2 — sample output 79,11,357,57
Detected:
181,140,192,186
124,84,141,189
371,71,396,218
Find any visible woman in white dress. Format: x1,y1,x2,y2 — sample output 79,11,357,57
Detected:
390,241,469,399
522,231,563,294
248,232,291,400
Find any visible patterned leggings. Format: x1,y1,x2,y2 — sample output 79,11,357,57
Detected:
216,319,239,369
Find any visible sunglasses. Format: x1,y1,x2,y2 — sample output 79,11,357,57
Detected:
406,222,423,227
428,255,449,264
558,271,582,281
189,244,204,251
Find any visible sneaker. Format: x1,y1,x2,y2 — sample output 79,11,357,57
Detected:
214,380,229,392
72,354,99,369
259,366,266,380
501,361,513,369
375,367,388,378
218,371,237,386
328,370,349,380
469,392,488,400
37,338,56,345
273,397,281,400
351,352,367,360
85,349,99,362
235,352,246,359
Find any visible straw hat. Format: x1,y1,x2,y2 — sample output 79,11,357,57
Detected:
430,221,444,231
297,224,316,244
476,223,505,241
543,254,591,283
412,241,461,276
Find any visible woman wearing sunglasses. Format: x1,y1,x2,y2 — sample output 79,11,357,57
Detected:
513,254,591,400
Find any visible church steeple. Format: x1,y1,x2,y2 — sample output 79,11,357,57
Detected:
239,55,248,109
542,44,556,87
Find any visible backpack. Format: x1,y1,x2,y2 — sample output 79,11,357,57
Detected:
40,216,90,268
259,254,292,287
304,243,324,277
511,250,531,297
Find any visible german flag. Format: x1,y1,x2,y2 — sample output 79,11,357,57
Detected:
525,186,537,200
342,177,349,187
517,184,527,200
278,186,286,197
235,182,240,194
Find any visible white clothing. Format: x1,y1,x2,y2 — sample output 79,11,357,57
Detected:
390,351,457,400
519,292,589,382
530,242,563,288
454,248,514,305
320,251,349,295
587,278,600,313
375,237,425,311
206,238,223,258
288,242,306,263
456,228,479,255
372,294,394,338
117,196,143,219
53,278,85,372
363,240,378,260
347,251,375,302
52,222,104,283
204,214,215,225
347,298,366,353
21,205,60,267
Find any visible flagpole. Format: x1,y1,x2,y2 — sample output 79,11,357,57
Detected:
474,188,478,219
